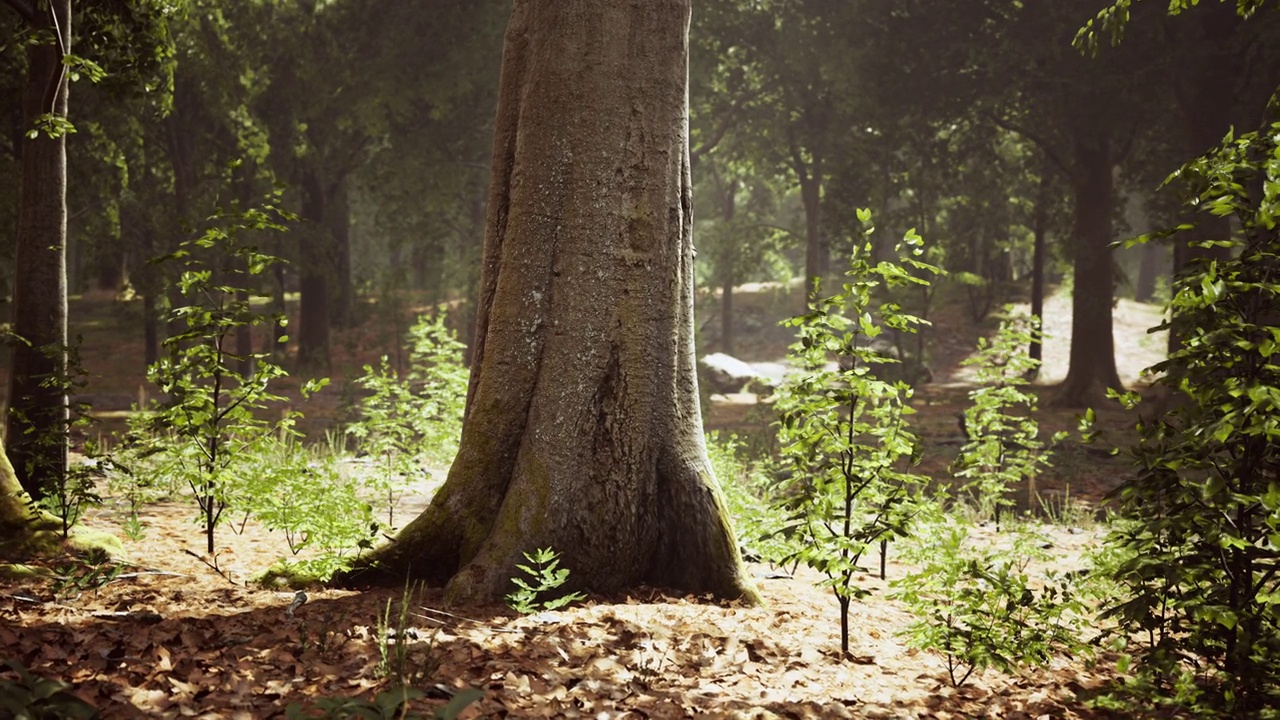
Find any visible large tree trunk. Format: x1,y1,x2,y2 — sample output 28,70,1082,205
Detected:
1056,133,1123,406
341,0,757,606
6,0,71,501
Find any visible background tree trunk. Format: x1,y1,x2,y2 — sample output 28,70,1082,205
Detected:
296,167,332,372
6,0,71,501
342,0,758,606
1057,133,1123,406
1029,168,1049,368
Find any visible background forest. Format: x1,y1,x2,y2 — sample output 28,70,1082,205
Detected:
2,0,1280,718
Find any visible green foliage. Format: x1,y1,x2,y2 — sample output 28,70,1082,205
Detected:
0,660,98,720
135,199,323,555
1097,115,1280,715
49,548,121,600
892,515,1088,687
1075,0,1268,54
505,548,587,615
347,312,468,529
705,432,790,565
952,312,1065,525
375,582,440,688
237,434,377,579
771,209,939,659
27,341,107,538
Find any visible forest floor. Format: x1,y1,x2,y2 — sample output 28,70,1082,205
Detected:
0,283,1166,718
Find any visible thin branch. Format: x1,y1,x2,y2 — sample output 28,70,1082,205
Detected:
2,0,36,23
983,111,1072,177
690,88,762,165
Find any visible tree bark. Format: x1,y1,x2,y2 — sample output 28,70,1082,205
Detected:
340,0,758,605
792,139,827,302
296,168,332,372
1029,165,1050,368
1029,181,1047,368
1,443,49,559
719,174,736,356
327,179,352,329
1056,133,1123,406
6,0,71,501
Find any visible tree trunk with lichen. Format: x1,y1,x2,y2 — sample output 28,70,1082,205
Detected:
340,0,758,606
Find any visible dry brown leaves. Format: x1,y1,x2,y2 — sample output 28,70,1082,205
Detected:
1,500,1120,719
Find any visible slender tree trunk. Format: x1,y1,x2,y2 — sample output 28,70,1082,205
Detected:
340,0,757,606
328,180,352,329
1056,134,1123,406
1029,169,1049,368
296,168,332,372
142,293,159,369
95,246,126,293
6,0,71,501
794,145,826,302
272,264,289,359
719,175,736,356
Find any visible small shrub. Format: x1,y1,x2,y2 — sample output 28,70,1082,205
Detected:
49,548,122,600
892,515,1088,687
237,434,377,562
1094,115,1280,717
347,312,468,528
951,311,1064,526
505,547,586,615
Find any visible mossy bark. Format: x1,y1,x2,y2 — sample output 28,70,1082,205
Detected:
341,0,758,605
0,445,61,560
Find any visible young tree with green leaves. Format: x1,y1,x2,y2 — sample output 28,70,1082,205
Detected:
952,313,1064,524
773,209,938,658
1078,2,1280,715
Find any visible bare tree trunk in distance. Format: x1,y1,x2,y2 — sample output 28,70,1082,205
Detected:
6,0,71,501
1056,133,1123,407
296,168,332,373
341,0,758,605
792,139,827,303
718,173,736,355
1029,167,1049,369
